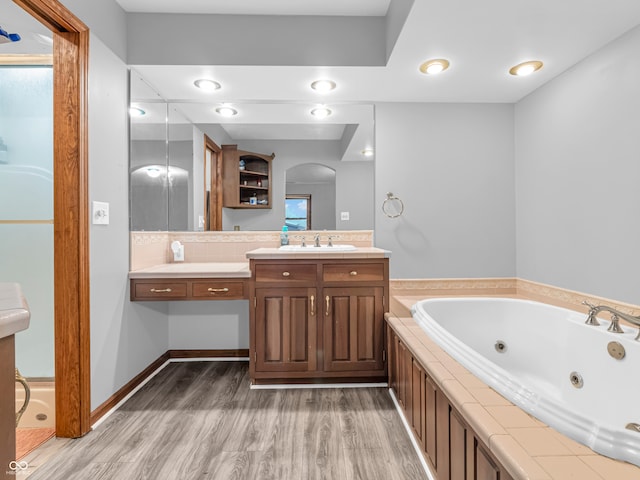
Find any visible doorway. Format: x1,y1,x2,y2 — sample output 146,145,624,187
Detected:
11,0,91,439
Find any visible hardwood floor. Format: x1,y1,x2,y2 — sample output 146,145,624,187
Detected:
26,362,428,480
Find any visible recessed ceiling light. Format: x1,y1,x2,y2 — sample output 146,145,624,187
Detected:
310,106,332,119
419,59,450,75
509,60,543,76
310,80,336,92
145,166,162,178
361,148,374,158
129,107,146,117
194,79,221,92
215,106,238,117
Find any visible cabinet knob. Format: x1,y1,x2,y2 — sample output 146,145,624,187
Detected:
349,271,358,276
150,288,172,293
282,271,290,277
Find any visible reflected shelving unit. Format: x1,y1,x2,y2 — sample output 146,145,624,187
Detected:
222,144,274,209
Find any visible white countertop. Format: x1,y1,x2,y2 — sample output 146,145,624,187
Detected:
0,283,30,339
245,247,391,259
129,262,251,279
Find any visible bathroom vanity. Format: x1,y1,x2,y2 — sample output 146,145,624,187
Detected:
247,250,389,384
128,242,390,385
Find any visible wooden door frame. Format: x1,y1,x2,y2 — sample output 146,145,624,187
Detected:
13,0,91,438
204,135,222,231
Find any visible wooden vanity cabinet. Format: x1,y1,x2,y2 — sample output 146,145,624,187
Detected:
130,278,247,301
249,258,388,383
387,324,513,480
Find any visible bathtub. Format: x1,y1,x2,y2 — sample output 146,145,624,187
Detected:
411,297,640,468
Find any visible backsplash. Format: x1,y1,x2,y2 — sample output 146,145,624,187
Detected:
130,230,374,270
390,277,640,319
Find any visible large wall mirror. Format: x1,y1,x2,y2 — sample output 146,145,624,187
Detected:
129,69,375,232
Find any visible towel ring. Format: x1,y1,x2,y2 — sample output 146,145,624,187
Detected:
382,192,404,218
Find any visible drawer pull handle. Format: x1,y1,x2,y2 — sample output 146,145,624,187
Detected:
282,271,290,277
350,271,358,276
150,288,172,293
208,288,229,293
310,295,315,316
325,296,330,316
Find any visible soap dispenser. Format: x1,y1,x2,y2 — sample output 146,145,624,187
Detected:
280,226,289,246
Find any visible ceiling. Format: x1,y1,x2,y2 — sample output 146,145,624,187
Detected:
4,0,640,157
115,0,392,16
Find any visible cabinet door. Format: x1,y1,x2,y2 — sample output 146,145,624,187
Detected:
424,374,438,469
254,287,317,373
322,287,384,373
411,359,425,448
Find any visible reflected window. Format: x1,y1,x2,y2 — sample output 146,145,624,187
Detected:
285,194,311,230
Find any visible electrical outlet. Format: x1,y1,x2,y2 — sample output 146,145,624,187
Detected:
92,201,109,225
340,211,350,221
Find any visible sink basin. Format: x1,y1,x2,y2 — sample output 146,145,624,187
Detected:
279,244,357,252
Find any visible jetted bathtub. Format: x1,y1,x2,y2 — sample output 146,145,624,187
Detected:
411,297,640,467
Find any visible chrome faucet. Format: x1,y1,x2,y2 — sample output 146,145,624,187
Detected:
314,234,321,247
294,235,306,247
582,301,640,339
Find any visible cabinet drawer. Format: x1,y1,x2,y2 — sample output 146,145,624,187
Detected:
132,281,188,299
254,263,317,283
323,263,384,282
192,280,245,299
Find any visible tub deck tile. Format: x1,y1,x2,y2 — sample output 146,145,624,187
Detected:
489,435,553,480
484,405,546,429
460,403,507,446
423,361,455,384
506,427,574,457
534,456,605,480
467,387,513,406
579,455,640,480
441,379,478,408
548,428,599,457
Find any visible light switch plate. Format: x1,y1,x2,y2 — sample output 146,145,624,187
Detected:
340,211,350,221
92,201,109,225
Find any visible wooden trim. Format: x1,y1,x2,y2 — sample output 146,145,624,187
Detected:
168,349,250,359
0,54,53,65
204,135,222,231
89,353,170,426
0,219,54,225
13,0,91,439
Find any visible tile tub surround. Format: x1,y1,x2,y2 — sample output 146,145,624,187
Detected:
130,230,374,271
387,279,640,479
390,277,640,325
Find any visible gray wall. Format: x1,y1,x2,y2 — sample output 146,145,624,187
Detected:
88,35,168,410
515,25,640,304
374,103,516,279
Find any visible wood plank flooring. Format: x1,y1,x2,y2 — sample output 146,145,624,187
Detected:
25,362,428,480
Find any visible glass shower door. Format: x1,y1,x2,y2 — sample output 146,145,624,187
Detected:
0,66,54,436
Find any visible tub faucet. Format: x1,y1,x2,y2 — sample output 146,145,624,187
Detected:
582,301,640,340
